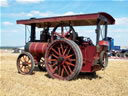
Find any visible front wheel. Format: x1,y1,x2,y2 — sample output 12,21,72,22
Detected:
100,51,108,70
16,52,35,75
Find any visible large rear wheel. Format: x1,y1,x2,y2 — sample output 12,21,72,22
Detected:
45,39,83,80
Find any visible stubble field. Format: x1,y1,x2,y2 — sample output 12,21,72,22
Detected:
0,50,128,96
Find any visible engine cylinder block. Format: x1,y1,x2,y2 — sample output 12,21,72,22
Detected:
25,42,48,57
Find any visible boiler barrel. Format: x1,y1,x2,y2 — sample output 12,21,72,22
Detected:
25,42,48,56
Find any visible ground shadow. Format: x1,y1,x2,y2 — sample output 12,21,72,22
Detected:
33,67,102,80
34,66,47,72
34,66,41,71
45,74,52,79
44,72,102,80
76,72,102,80
30,66,47,75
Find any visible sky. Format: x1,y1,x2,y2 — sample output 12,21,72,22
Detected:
0,0,128,47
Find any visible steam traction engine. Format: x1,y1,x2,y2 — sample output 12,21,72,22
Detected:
16,12,115,80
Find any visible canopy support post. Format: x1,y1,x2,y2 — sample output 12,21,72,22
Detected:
96,19,101,45
25,25,27,44
30,23,36,41
104,22,108,40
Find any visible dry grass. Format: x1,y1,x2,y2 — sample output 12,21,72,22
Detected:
0,51,128,96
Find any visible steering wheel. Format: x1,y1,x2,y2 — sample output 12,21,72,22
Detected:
51,22,77,41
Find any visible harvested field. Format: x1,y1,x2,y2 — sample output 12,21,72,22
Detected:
0,51,128,96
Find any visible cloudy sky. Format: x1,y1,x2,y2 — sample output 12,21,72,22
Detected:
0,0,128,46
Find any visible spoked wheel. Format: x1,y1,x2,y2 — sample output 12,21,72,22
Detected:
51,22,77,41
116,52,122,58
38,57,46,71
123,52,128,58
45,39,83,80
100,51,108,70
16,52,35,75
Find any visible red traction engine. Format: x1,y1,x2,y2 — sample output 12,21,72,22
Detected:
16,12,115,80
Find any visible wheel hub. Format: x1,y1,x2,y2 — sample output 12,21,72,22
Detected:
57,56,64,64
22,62,28,66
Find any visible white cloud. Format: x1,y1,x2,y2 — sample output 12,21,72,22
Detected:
26,11,53,17
109,29,128,33
116,17,128,25
0,0,8,7
63,12,83,16
8,12,26,17
1,29,19,33
16,0,44,4
6,11,83,18
63,12,76,16
2,21,14,26
25,11,77,17
4,11,53,18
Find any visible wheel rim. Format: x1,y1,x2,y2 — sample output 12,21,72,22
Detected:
17,52,34,74
45,39,80,80
51,23,76,41
100,51,108,70
116,53,122,57
124,52,128,58
103,54,108,68
38,57,46,71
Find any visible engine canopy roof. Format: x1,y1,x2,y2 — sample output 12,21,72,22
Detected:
17,12,115,28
